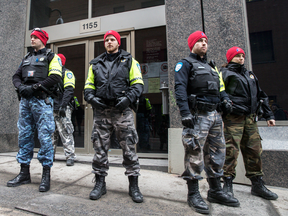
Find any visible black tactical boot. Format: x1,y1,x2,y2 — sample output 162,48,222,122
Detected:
39,166,51,192
7,164,31,187
250,176,278,200
187,179,209,214
89,174,106,200
207,177,240,207
223,176,234,196
128,176,143,203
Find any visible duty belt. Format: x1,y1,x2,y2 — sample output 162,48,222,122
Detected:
196,101,219,112
103,99,117,107
33,91,47,99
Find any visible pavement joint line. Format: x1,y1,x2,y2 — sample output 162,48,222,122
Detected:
15,206,45,216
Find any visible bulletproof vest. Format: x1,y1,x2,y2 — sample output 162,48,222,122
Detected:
22,49,52,84
91,53,131,100
185,57,220,97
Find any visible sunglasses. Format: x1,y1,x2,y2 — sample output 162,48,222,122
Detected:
31,28,48,39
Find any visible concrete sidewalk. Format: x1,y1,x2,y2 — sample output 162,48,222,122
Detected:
0,152,287,216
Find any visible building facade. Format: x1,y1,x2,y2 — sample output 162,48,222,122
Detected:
0,0,287,187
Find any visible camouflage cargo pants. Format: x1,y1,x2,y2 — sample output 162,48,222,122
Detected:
182,110,226,180
91,107,140,176
223,113,263,178
17,97,55,167
52,106,76,160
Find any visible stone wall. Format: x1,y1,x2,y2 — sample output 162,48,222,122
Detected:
0,0,28,152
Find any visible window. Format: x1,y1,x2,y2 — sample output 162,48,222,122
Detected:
29,0,88,29
249,31,274,64
92,0,164,18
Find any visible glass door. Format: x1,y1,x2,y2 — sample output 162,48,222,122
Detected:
54,41,89,153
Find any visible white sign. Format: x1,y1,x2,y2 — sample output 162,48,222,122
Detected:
79,18,101,34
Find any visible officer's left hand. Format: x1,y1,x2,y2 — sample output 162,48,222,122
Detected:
115,97,130,112
18,85,34,98
59,106,66,118
221,99,233,114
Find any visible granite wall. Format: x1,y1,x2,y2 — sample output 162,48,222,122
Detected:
166,0,250,128
0,0,28,152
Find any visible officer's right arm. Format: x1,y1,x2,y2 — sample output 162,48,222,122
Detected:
84,65,96,102
174,60,190,117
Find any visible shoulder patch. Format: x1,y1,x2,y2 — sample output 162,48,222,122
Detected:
250,74,254,79
136,63,141,72
66,72,73,79
58,57,62,67
175,62,183,72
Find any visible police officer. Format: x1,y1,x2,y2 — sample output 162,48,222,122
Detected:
221,47,278,201
9,28,62,192
84,30,144,203
174,31,239,214
137,94,152,151
52,53,76,166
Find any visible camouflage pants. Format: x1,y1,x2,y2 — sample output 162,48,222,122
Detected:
182,110,226,180
91,107,140,176
223,113,263,179
52,106,76,160
17,97,55,167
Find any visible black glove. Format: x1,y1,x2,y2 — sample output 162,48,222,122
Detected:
90,97,107,110
115,97,130,112
181,113,196,128
59,106,66,118
18,84,34,98
221,99,233,114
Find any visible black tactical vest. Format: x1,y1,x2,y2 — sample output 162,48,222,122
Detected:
91,52,131,100
22,49,51,84
184,57,220,97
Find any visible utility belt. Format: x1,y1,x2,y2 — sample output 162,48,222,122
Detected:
102,99,117,107
188,94,220,112
33,91,48,99
101,98,138,112
196,101,220,112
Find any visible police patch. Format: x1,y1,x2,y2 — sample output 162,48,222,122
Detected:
250,74,254,79
67,72,73,79
137,63,141,72
58,58,62,67
175,62,183,72
40,57,44,61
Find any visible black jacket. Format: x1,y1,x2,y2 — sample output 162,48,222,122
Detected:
221,62,274,120
84,50,143,103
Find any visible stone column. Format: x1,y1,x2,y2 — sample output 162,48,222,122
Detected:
166,0,250,175
0,0,28,152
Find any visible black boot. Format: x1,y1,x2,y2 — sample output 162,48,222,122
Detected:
7,164,31,187
187,179,209,214
223,176,234,197
89,174,106,200
207,177,240,207
128,176,143,203
39,166,50,192
250,176,278,200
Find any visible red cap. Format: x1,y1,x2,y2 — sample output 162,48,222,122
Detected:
30,28,49,46
187,31,208,51
104,30,121,46
226,46,245,63
57,53,66,66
